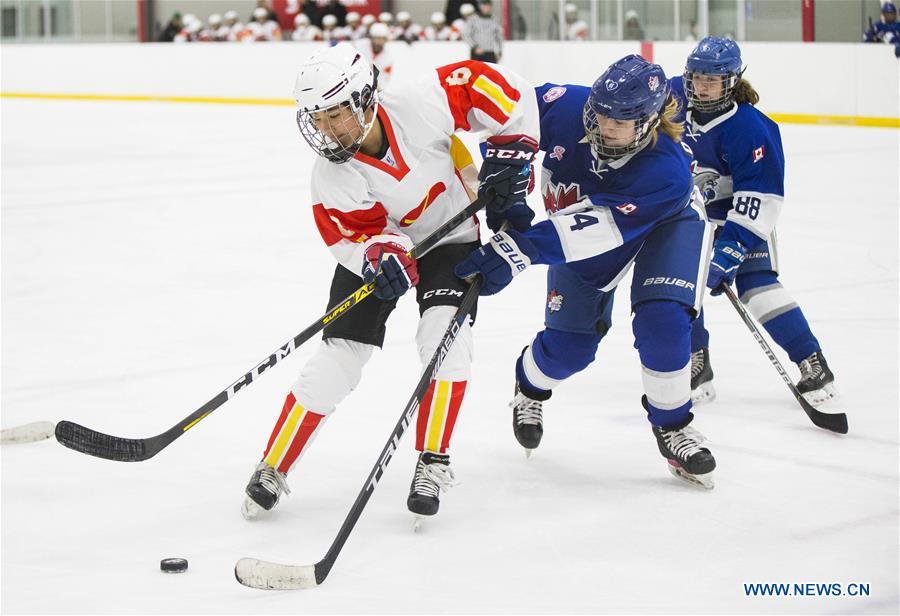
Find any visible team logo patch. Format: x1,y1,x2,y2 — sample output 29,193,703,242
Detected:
753,145,765,163
547,289,564,312
542,86,567,103
543,181,582,213
605,79,618,91
616,203,638,215
648,75,660,91
550,145,566,160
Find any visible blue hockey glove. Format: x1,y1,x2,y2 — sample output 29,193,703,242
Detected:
362,241,419,301
486,201,535,233
454,229,538,296
707,239,746,296
479,135,538,214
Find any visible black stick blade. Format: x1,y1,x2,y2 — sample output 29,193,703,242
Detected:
801,400,849,434
54,421,149,462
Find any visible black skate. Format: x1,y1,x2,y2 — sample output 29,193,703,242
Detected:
690,347,716,405
796,351,838,407
407,452,456,529
645,397,715,489
510,383,550,457
242,461,290,520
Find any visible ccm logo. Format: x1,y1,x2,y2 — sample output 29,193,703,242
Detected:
484,148,535,161
642,276,696,291
423,288,464,299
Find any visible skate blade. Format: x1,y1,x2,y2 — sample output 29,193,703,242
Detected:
241,496,266,521
524,448,534,459
690,382,716,405
801,383,838,408
667,461,714,490
413,515,426,532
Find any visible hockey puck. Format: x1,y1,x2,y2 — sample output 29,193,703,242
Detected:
160,558,188,573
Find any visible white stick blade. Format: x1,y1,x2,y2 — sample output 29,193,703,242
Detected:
1,421,56,445
234,558,318,590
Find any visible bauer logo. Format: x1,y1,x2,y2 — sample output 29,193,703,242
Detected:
642,276,696,291
542,86,567,103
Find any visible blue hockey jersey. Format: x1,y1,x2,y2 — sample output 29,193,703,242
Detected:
669,75,784,249
520,83,698,289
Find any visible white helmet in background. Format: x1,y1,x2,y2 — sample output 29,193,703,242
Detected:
224,10,238,23
460,4,475,17
208,14,222,27
361,14,376,26
396,11,411,25
293,43,379,164
368,22,389,39
346,11,360,24
322,14,338,28
253,7,268,20
294,13,309,27
378,11,393,24
431,12,446,25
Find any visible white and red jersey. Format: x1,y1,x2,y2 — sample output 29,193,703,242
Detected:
309,61,539,276
566,20,589,41
291,25,322,41
241,20,282,41
421,25,454,41
353,39,395,88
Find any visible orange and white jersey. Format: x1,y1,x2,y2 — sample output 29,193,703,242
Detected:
567,20,589,41
310,61,539,276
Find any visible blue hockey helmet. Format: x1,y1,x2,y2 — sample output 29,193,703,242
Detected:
883,2,897,15
683,36,744,113
583,54,669,160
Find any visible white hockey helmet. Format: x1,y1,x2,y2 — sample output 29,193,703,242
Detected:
378,11,393,23
293,43,379,164
208,13,222,26
224,10,238,23
431,11,446,25
396,11,411,24
368,22,389,39
346,11,360,24
460,3,475,17
253,7,268,20
294,13,309,27
322,14,338,28
361,14,376,26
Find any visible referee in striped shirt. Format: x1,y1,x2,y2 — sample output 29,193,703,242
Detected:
463,0,503,62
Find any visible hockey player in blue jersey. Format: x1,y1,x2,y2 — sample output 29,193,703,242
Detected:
455,55,717,488
864,2,900,56
670,36,838,407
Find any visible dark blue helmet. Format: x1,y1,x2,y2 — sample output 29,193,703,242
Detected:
683,36,744,112
583,54,669,159
883,2,897,15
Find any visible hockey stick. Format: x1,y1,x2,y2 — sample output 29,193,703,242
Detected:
1,421,56,445
722,286,848,434
54,193,491,462
234,277,482,590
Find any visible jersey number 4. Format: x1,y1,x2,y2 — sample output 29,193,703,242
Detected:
569,213,599,231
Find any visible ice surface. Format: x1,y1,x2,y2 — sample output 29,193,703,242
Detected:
2,99,897,614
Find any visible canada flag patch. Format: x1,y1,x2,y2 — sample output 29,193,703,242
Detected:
752,145,765,163
616,203,638,215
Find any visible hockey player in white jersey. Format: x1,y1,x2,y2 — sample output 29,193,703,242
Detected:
242,43,539,522
291,13,322,41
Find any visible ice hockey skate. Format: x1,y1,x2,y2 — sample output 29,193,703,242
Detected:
690,347,716,404
510,383,549,457
407,451,456,530
242,461,290,520
796,351,838,407
645,395,716,490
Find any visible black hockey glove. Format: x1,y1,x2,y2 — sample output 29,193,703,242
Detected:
478,135,538,214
